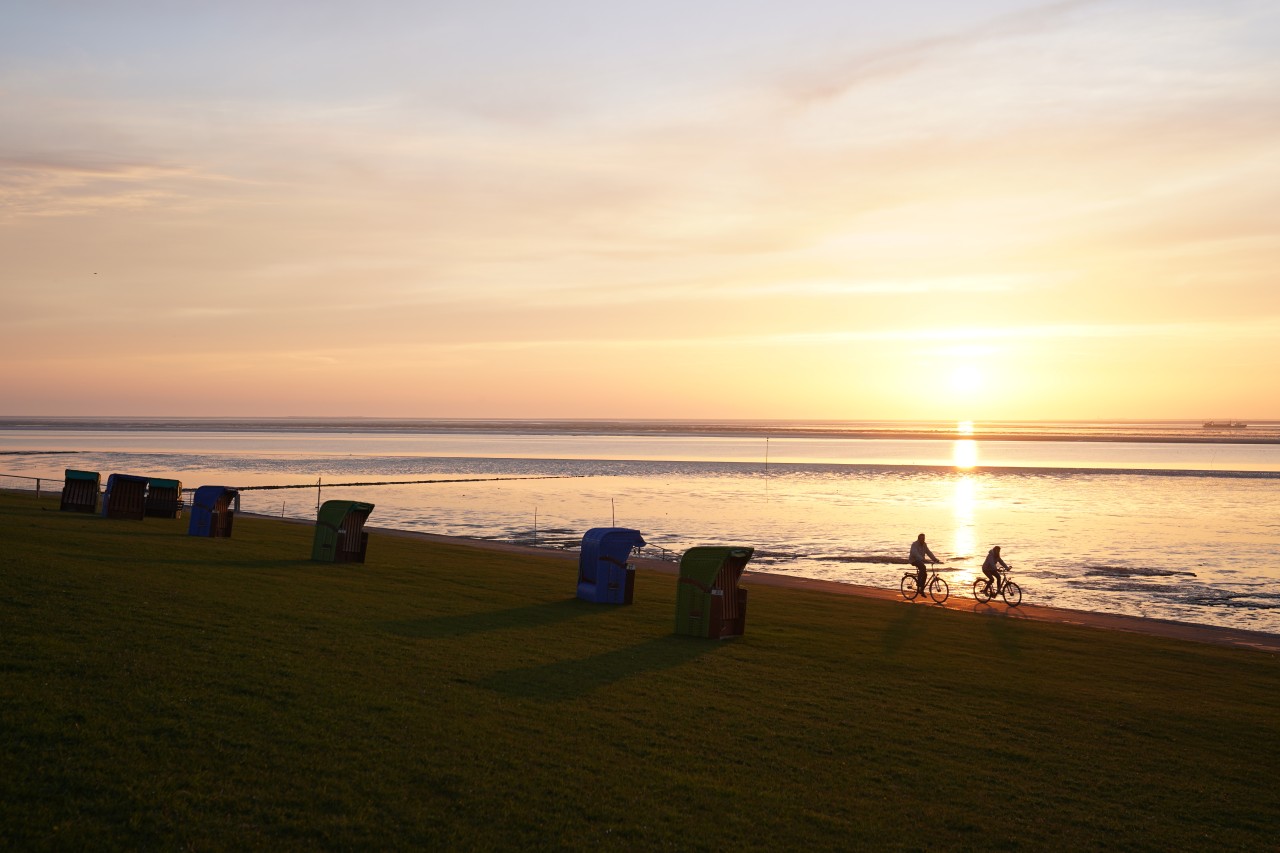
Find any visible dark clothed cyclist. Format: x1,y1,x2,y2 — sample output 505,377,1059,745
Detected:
982,545,1010,595
909,533,940,594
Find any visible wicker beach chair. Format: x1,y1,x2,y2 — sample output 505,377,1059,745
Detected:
674,546,753,638
188,486,239,537
101,474,148,520
144,478,184,518
577,527,646,604
312,500,375,563
60,469,100,514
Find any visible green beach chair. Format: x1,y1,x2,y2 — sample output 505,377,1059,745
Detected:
675,546,753,639
312,500,375,563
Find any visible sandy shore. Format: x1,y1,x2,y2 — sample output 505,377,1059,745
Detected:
368,524,1280,655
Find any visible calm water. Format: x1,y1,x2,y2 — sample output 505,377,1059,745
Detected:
3,419,1279,635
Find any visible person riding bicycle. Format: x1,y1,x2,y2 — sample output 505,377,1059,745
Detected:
982,545,1010,596
909,533,940,594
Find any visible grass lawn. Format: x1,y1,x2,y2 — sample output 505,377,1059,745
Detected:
2,490,1278,850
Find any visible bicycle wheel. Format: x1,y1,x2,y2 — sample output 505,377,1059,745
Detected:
1001,580,1022,607
900,573,920,600
973,578,992,603
929,576,950,604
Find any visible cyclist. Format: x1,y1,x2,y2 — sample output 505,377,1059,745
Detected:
982,545,1010,597
909,533,940,595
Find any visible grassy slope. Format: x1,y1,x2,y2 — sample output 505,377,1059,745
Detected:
1,491,1277,851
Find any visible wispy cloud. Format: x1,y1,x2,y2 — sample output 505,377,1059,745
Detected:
0,155,218,218
297,315,1280,356
514,273,1051,310
783,0,1106,104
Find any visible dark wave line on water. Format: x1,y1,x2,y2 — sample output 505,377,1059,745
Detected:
0,450,81,456
235,475,582,490
1083,566,1198,578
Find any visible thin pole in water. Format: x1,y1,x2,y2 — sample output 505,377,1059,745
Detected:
316,477,321,513
764,436,771,497
533,506,538,544
612,498,616,526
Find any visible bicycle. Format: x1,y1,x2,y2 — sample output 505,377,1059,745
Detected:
901,563,949,604
973,566,1022,606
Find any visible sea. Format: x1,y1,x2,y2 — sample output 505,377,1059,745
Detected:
3,417,1279,635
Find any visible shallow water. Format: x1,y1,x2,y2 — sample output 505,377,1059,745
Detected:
3,419,1278,635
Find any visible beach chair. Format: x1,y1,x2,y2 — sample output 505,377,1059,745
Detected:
577,527,646,604
144,478,184,518
674,546,753,639
312,500,375,563
60,469,100,514
101,474,148,520
188,486,239,538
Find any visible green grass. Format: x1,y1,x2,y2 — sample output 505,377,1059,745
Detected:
2,490,1278,851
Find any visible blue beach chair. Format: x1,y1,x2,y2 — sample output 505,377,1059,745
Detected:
577,527,646,604
101,473,148,520
188,486,239,538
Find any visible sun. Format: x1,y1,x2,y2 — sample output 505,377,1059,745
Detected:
948,365,984,395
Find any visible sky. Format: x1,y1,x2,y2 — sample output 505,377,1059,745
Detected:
2,0,1279,421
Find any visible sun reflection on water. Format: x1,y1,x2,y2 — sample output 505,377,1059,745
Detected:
953,438,978,470
952,473,978,562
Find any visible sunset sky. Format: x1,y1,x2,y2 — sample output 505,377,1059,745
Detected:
3,0,1278,421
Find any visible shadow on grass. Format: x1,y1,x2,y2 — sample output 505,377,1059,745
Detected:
880,603,925,656
981,607,1028,658
378,599,604,639
476,635,718,701
47,549,313,572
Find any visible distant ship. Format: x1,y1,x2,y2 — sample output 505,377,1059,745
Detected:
1202,421,1248,429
